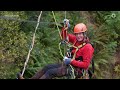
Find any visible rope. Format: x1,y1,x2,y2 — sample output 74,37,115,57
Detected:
52,11,62,40
69,65,76,79
21,11,42,76
58,42,64,58
52,11,65,59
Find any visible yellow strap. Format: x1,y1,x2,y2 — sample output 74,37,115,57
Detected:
68,42,87,79
72,43,86,60
66,42,86,79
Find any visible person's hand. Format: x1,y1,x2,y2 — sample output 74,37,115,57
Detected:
63,56,72,65
63,19,70,29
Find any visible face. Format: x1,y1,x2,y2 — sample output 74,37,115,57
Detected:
75,32,84,42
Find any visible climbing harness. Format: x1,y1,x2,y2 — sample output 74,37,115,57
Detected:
67,42,87,79
21,11,42,77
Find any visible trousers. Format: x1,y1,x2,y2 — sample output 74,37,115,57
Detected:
30,63,68,79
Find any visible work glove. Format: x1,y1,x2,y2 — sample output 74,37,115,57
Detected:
63,19,70,28
63,56,72,65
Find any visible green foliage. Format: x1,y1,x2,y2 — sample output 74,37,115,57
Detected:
87,11,119,78
0,11,120,79
0,11,28,78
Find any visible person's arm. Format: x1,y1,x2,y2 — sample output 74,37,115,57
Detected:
70,44,94,69
61,27,76,44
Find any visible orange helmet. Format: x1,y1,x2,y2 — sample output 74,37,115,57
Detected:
74,23,87,33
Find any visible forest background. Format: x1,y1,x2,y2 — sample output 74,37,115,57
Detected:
0,11,120,79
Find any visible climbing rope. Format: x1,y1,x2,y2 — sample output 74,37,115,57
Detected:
21,11,42,76
52,11,67,59
58,42,64,58
52,11,70,58
52,11,62,40
69,65,76,79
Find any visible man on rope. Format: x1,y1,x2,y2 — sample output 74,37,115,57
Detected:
17,19,94,79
